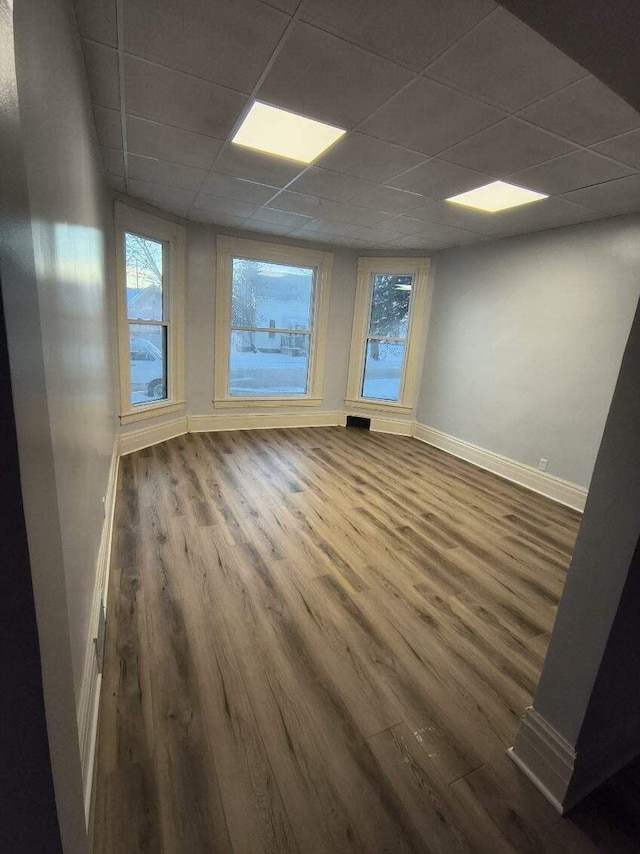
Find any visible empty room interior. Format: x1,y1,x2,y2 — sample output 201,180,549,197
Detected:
4,0,640,851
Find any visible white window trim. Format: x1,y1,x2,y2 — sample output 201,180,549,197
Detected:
214,235,333,409
345,256,432,414
115,203,186,425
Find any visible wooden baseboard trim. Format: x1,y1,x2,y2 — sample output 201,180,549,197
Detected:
188,411,342,433
77,440,119,824
118,416,188,456
413,422,587,511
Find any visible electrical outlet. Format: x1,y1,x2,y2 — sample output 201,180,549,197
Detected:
538,458,548,472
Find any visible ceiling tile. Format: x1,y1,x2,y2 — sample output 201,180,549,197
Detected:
81,40,120,110
315,132,426,182
248,208,313,229
386,234,454,250
127,154,207,190
387,158,489,198
561,174,640,214
124,55,247,138
301,0,495,72
426,8,585,111
509,150,634,195
195,193,257,218
105,174,126,193
126,116,223,170
501,197,603,231
591,130,640,170
294,219,364,237
268,190,339,218
127,179,196,216
201,173,278,205
519,76,640,146
359,77,504,155
93,106,122,148
100,146,124,176
257,22,413,128
348,226,407,244
349,185,425,214
405,197,503,232
261,0,299,13
439,118,576,176
124,0,289,95
74,0,117,47
190,210,247,228
213,144,304,187
375,215,425,234
405,219,481,244
288,167,373,202
321,204,391,227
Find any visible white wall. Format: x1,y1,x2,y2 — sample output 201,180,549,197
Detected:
417,215,640,488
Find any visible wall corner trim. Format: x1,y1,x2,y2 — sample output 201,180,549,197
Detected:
77,438,119,825
413,422,587,511
508,707,577,815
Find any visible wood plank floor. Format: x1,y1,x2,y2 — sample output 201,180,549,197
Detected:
91,427,640,853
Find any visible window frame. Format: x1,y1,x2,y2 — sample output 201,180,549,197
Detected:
345,256,432,414
115,203,186,424
214,236,333,408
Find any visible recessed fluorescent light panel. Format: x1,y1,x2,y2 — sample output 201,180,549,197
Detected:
232,101,346,164
446,180,548,212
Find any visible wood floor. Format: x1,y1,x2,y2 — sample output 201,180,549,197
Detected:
91,427,640,853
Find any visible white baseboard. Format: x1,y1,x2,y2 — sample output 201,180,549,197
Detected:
188,410,341,433
371,416,413,436
119,415,188,456
413,422,587,511
508,706,576,814
77,439,119,825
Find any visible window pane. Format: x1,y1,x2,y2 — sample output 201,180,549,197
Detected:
232,258,313,330
125,232,164,321
129,323,167,405
368,274,413,338
361,339,405,402
229,329,309,396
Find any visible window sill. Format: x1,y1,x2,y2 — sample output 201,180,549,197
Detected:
213,396,323,410
344,398,413,415
120,400,186,425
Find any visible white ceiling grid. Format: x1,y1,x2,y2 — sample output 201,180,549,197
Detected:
75,0,640,249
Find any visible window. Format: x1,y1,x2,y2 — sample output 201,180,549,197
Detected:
115,204,185,424
215,237,332,407
346,257,432,414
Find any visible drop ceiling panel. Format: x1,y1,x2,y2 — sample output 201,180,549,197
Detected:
562,174,640,214
211,145,304,189
124,55,247,138
300,0,496,72
509,150,635,196
440,118,576,176
388,233,455,250
519,76,640,146
201,173,278,205
81,40,120,110
268,191,339,218
123,0,290,94
388,158,489,199
194,193,258,219
93,106,122,149
426,8,585,111
288,167,373,202
126,116,223,170
319,204,391,227
126,179,197,217
348,185,426,214
248,208,313,229
190,210,247,228
591,130,640,170
74,0,117,47
257,22,414,128
359,77,505,155
315,132,426,182
100,146,124,177
127,154,208,190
